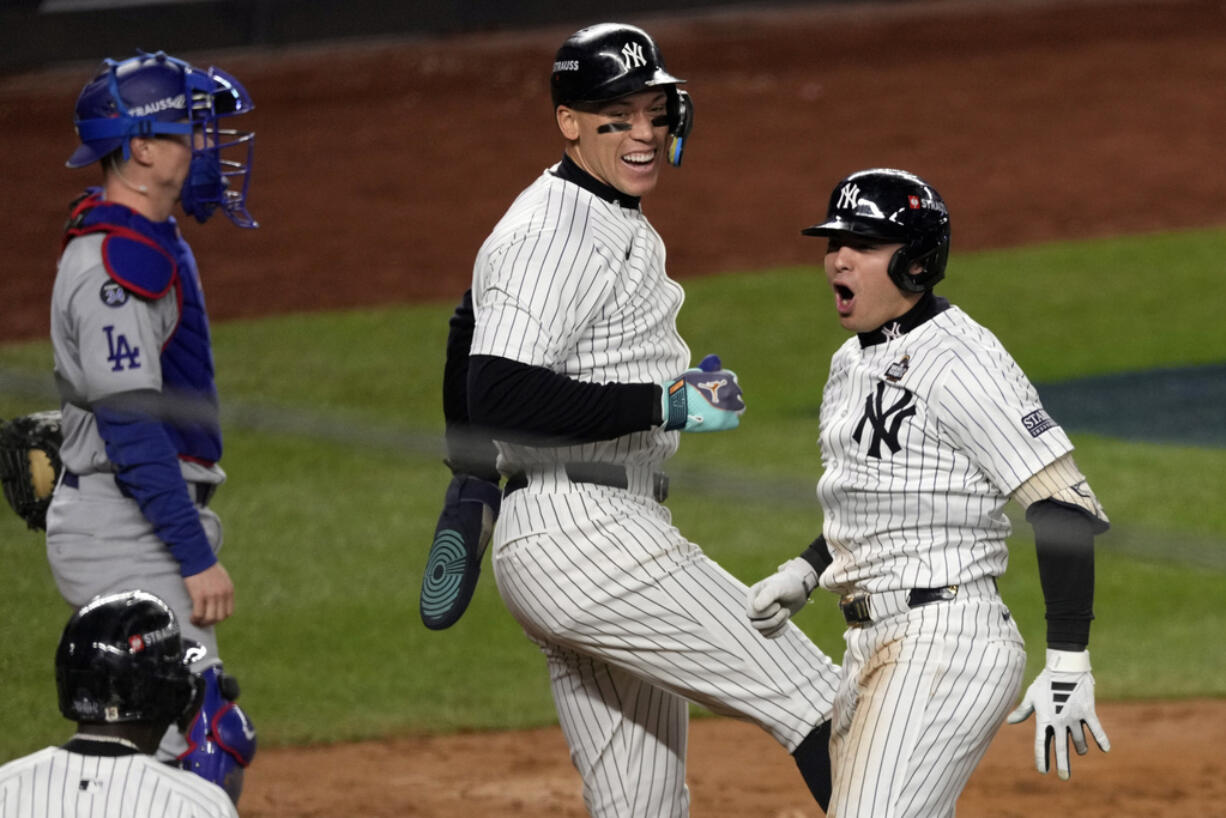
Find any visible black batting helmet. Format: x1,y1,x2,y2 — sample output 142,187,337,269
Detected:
56,590,201,726
551,23,694,166
803,168,951,293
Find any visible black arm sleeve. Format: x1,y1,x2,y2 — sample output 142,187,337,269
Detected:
1027,499,1104,651
799,534,834,579
468,354,660,446
441,291,500,482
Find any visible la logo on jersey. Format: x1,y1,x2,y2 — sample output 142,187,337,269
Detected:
854,382,916,458
621,41,647,69
103,325,141,372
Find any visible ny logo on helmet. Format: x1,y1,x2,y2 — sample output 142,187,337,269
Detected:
837,183,860,210
621,41,647,70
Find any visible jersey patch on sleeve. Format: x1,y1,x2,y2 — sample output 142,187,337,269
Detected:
1021,408,1058,437
101,233,178,299
99,279,129,307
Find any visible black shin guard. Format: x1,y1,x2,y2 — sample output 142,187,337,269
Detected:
792,721,832,812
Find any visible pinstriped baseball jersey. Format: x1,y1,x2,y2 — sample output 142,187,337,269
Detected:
472,159,840,817
0,742,237,817
817,305,1073,594
470,161,689,473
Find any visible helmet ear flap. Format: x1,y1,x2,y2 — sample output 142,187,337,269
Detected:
666,88,693,166
887,237,949,293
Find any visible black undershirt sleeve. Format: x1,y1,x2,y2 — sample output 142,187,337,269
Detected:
440,290,500,482
468,354,660,446
1027,498,1106,651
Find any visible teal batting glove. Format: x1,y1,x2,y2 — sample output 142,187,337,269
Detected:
661,354,746,432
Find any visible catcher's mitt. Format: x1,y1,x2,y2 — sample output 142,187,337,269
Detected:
0,409,64,531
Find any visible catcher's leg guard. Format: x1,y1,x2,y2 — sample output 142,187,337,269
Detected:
179,665,257,803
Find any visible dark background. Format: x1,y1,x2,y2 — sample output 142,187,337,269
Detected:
2,0,849,73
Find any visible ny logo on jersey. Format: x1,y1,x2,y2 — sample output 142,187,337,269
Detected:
853,381,917,458
621,41,647,69
837,183,861,210
103,325,141,372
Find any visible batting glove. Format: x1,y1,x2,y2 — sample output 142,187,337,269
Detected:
661,354,746,432
419,473,501,631
1006,649,1110,780
746,557,819,639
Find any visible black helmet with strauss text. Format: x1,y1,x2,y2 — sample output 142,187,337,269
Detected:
803,168,951,292
551,23,693,166
56,590,201,726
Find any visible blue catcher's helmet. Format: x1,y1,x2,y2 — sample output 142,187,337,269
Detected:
68,50,258,228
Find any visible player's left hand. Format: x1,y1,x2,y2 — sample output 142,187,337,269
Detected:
661,353,746,432
746,557,819,638
1006,649,1110,780
184,561,235,627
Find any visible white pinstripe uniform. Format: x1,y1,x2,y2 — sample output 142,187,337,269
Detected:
816,306,1070,817
0,739,237,817
471,165,840,818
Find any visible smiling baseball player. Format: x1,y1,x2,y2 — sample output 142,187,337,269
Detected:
746,168,1111,816
450,22,843,817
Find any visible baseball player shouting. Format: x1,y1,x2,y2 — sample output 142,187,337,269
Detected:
446,22,843,817
0,591,238,817
746,168,1111,816
44,51,257,802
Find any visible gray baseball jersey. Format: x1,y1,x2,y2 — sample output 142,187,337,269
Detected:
473,162,840,817
48,225,225,667
0,740,237,818
47,198,228,767
815,303,1073,817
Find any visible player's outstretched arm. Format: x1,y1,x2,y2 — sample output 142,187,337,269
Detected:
659,354,746,433
746,534,832,638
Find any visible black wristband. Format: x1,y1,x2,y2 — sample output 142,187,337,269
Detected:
799,534,833,578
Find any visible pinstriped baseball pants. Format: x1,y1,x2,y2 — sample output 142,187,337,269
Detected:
828,596,1026,817
493,485,839,818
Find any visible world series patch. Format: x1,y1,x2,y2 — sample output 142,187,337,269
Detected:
1021,409,1057,437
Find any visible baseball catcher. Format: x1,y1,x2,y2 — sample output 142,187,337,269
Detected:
0,410,64,530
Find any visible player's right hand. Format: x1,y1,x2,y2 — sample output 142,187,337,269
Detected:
746,557,819,638
184,561,235,627
660,353,746,432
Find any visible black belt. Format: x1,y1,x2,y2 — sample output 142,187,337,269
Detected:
838,578,999,626
62,470,216,507
504,463,669,503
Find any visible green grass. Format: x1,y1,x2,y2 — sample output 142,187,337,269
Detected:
1,226,1224,761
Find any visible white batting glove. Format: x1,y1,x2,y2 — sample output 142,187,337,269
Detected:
746,557,819,639
1006,649,1110,780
